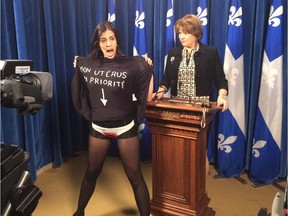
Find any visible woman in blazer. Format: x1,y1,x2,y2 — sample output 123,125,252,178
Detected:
153,14,229,111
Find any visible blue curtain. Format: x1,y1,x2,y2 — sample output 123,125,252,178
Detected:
1,0,287,182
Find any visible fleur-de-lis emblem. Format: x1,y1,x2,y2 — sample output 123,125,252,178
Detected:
138,123,145,139
228,6,242,27
135,10,145,29
224,63,239,87
166,8,173,27
269,6,283,27
196,7,208,26
108,13,116,23
218,134,237,153
252,139,267,158
262,60,279,89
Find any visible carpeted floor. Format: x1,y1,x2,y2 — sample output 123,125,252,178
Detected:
33,151,285,216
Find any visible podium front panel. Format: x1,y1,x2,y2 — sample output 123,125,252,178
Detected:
145,99,218,216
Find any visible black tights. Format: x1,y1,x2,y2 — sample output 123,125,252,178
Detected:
73,135,150,216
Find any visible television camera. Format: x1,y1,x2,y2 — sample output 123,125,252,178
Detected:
1,60,53,216
1,60,52,114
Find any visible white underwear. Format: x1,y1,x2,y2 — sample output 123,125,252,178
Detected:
91,120,135,138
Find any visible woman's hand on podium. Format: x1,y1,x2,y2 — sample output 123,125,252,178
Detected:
217,89,229,111
152,85,167,101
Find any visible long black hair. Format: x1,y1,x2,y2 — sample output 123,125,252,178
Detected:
89,21,124,59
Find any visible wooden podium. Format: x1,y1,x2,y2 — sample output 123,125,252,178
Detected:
145,98,221,216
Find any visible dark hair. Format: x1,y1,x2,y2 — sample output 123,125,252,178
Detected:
89,21,124,59
174,14,203,41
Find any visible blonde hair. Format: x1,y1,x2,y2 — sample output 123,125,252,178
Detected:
174,14,203,41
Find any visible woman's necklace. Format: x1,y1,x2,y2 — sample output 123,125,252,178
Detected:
185,42,199,62
185,42,199,60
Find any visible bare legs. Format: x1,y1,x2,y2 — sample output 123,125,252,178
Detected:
73,135,150,216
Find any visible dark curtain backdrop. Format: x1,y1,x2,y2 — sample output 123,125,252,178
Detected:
1,0,287,181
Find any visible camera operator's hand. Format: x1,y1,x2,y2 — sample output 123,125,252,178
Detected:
73,56,79,68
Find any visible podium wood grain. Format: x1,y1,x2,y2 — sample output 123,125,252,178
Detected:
145,98,221,216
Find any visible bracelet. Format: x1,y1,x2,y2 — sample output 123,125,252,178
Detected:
159,85,168,93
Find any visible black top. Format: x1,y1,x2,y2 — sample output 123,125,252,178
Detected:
160,43,228,100
71,56,153,123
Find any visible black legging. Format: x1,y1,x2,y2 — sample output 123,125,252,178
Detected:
73,135,150,216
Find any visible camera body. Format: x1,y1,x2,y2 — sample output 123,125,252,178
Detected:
1,60,53,215
0,60,52,115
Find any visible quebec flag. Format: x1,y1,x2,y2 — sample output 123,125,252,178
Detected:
163,0,175,98
133,0,151,161
216,0,246,177
133,0,147,56
196,0,214,161
164,0,174,56
107,0,115,24
250,0,283,184
197,0,209,45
